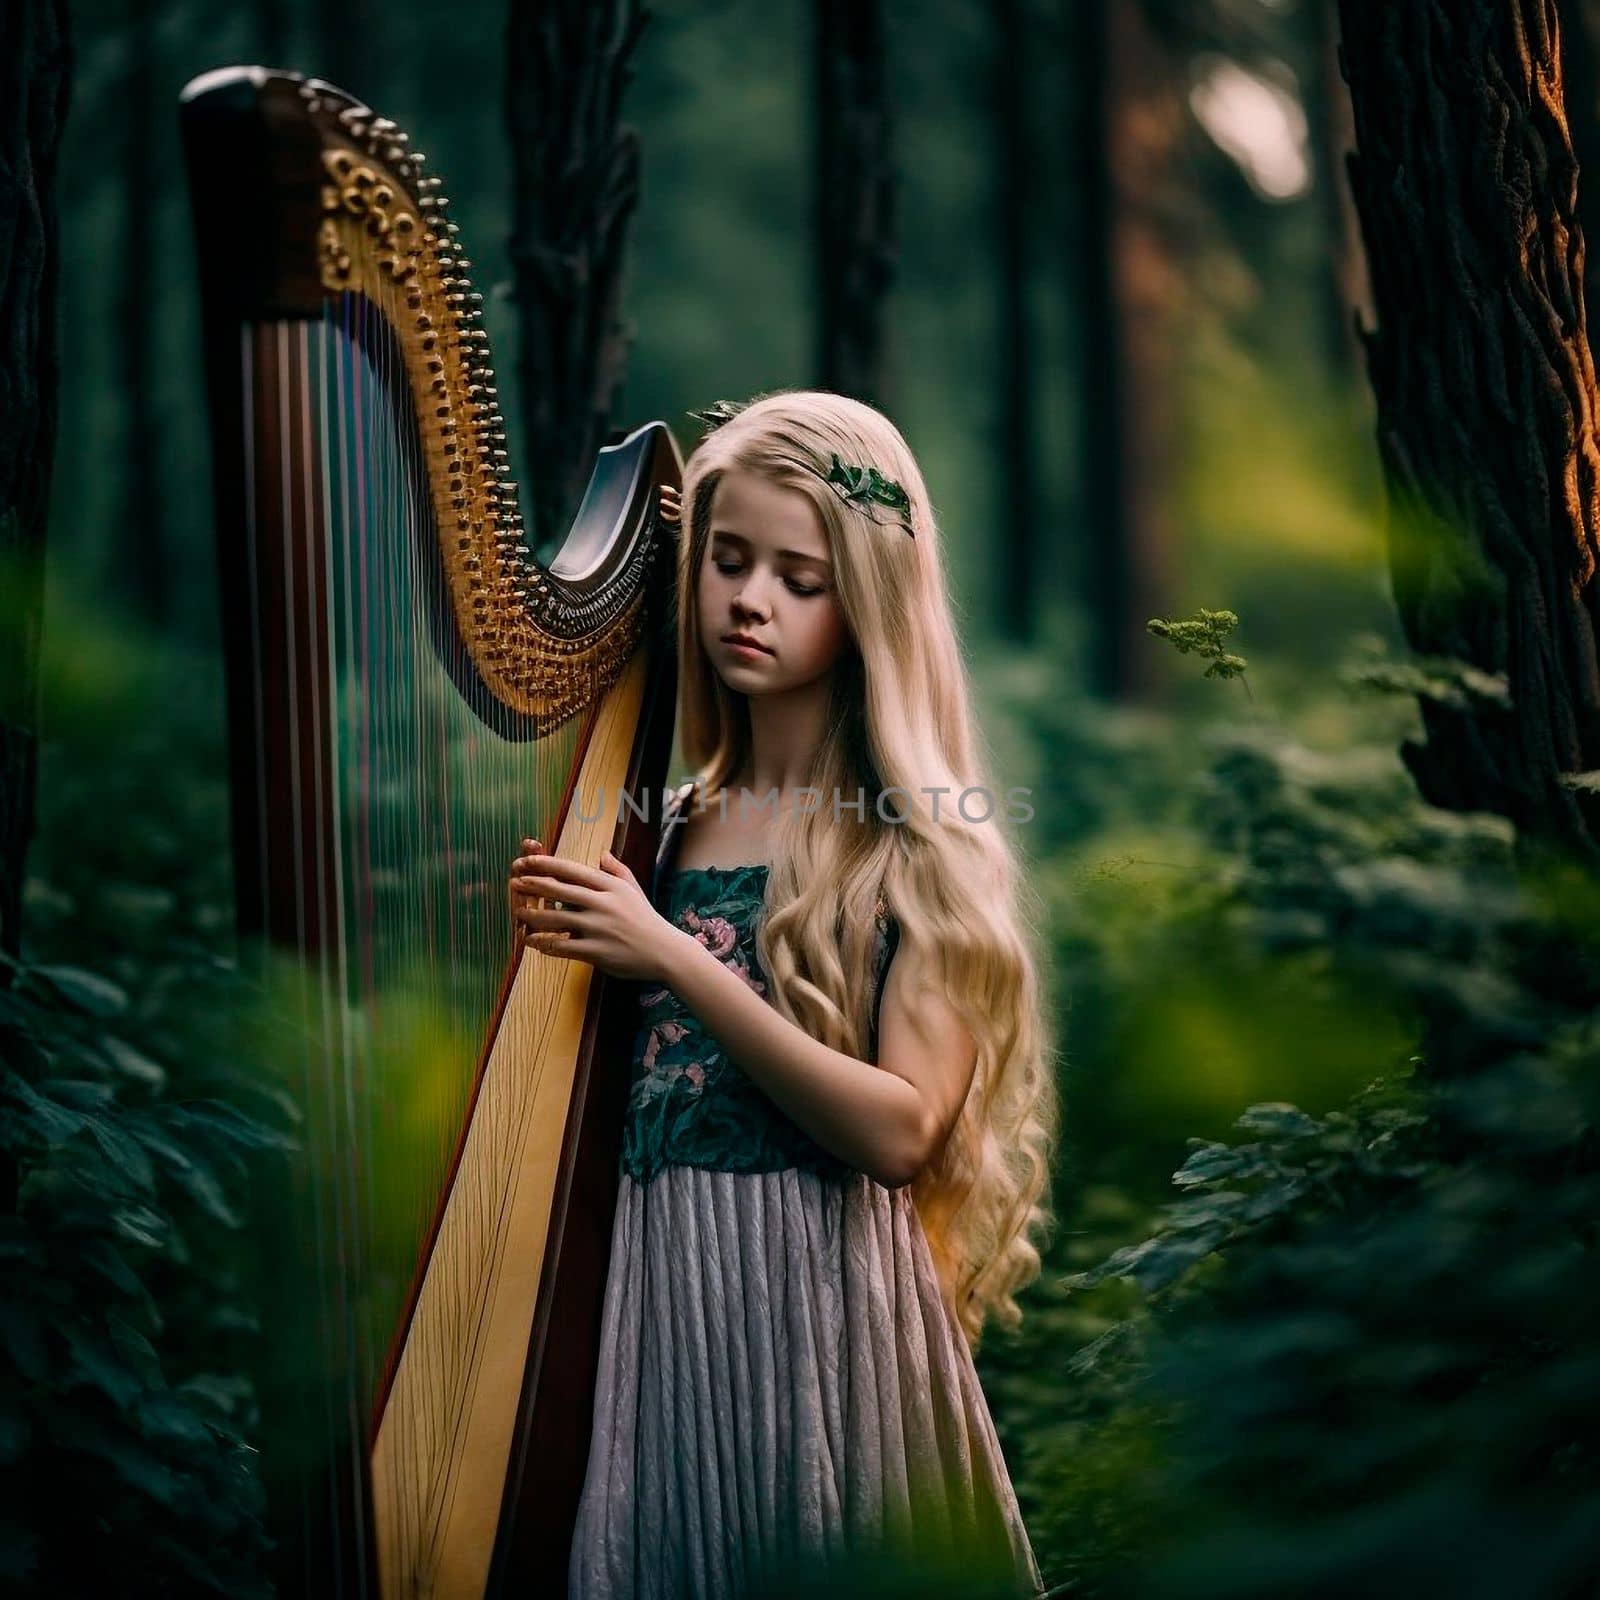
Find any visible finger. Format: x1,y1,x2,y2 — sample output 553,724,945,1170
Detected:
518,905,587,932
527,930,590,960
513,874,595,904
600,850,635,880
527,854,610,892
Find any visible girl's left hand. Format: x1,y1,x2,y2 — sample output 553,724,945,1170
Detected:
510,838,677,984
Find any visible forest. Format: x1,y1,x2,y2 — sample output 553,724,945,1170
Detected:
2,0,1598,1595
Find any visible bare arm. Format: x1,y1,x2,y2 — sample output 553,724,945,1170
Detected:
507,838,979,1187
659,924,978,1188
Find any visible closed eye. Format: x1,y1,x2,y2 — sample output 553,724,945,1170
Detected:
711,559,825,597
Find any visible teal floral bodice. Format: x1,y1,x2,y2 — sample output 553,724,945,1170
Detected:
620,789,901,1185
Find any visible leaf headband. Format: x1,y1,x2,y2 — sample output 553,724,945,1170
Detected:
687,399,917,538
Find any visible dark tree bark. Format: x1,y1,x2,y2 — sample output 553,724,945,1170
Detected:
1065,0,1183,701
120,0,163,626
1559,0,1600,309
995,0,1039,643
1306,0,1373,377
0,0,70,965
1339,0,1600,858
1066,0,1126,697
812,0,897,408
505,0,647,549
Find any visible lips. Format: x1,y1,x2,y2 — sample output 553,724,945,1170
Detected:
722,634,773,655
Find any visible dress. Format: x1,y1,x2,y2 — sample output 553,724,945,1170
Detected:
567,784,1044,1599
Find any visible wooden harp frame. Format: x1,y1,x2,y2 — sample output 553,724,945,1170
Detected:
179,65,681,1598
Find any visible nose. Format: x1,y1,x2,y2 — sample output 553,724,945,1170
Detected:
732,577,772,623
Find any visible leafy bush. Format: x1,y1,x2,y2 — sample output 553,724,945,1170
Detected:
0,946,291,1595
988,656,1600,1597
1,622,294,1595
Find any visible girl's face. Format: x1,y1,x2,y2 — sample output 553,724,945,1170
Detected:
697,468,853,694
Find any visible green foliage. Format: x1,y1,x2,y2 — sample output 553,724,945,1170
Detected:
991,657,1600,1596
687,398,747,432
822,453,916,532
1129,1052,1599,1599
1146,609,1249,691
1064,1078,1431,1304
1,608,299,1595
1338,635,1513,714
0,945,292,1596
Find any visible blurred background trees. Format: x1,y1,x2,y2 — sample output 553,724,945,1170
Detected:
5,0,1599,1593
0,0,69,965
41,0,1397,683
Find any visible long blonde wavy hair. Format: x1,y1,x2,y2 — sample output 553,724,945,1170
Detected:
672,388,1059,1351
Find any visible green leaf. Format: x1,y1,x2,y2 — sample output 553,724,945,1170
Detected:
132,1123,241,1227
60,1318,148,1410
688,398,747,431
74,1115,158,1194
106,1315,164,1386
110,1204,171,1252
165,1098,295,1154
77,1236,145,1299
2,1072,87,1147
135,1393,217,1448
42,1078,116,1113
177,1372,253,1418
24,964,129,1017
1234,1102,1322,1140
100,1036,167,1090
824,454,914,529
51,1408,182,1505
1172,1143,1250,1186
1066,1223,1231,1296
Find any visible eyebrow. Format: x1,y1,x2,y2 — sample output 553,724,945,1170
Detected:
710,530,832,568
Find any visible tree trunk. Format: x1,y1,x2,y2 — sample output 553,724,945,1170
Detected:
812,0,897,408
1558,0,1600,310
505,0,647,549
1306,0,1373,378
1066,0,1183,701
119,0,163,626
0,0,70,965
995,0,1039,642
1339,0,1600,859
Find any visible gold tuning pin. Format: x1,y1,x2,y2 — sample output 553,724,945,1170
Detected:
656,484,682,525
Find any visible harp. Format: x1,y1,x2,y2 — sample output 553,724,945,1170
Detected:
178,66,681,1597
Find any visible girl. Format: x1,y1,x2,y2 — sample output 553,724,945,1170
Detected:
509,390,1057,1598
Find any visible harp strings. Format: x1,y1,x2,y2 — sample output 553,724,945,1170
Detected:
242,160,622,1582
307,309,372,1583
241,315,361,1584
304,273,585,1587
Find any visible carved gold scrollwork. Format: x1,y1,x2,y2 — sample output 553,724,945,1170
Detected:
312,143,647,733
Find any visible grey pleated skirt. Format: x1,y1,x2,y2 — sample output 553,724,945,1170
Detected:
567,1162,1044,1599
